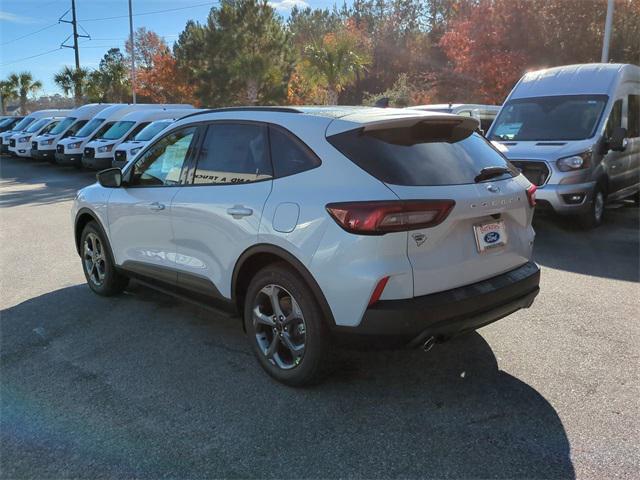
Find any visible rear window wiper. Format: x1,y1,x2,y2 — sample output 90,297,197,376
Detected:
474,166,511,183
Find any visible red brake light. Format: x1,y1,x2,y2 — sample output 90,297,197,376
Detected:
326,200,455,235
526,184,537,208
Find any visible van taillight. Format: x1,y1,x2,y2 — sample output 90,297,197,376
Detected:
526,185,537,208
326,200,455,235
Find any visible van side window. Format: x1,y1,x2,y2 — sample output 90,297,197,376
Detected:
628,95,639,138
605,99,622,138
193,123,272,185
64,120,87,138
269,125,321,178
125,122,150,142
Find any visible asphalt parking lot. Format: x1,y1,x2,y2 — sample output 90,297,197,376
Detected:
1,155,638,479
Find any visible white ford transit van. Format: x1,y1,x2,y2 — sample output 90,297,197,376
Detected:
83,107,195,170
56,104,191,168
9,116,66,158
32,104,112,162
111,109,204,168
488,63,640,228
1,110,70,155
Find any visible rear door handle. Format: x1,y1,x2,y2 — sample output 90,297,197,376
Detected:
149,202,165,211
227,206,253,219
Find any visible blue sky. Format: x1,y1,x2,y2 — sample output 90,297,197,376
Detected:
1,0,339,95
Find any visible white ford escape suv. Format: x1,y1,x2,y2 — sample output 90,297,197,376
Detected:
72,107,541,386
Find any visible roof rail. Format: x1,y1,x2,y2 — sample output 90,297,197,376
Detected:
179,106,303,120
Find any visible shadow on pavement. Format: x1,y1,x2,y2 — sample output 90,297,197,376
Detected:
0,155,95,207
533,203,639,282
1,283,575,479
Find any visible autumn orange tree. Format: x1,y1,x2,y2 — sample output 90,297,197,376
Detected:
135,51,198,104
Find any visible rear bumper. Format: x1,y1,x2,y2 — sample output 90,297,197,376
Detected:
333,261,540,346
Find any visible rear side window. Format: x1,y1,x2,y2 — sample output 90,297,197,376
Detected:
328,125,515,186
628,95,639,138
269,125,320,178
193,123,272,185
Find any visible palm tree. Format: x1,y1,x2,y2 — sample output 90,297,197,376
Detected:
304,27,370,105
54,66,89,106
8,72,43,114
0,79,18,115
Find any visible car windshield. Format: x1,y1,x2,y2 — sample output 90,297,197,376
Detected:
134,121,171,141
25,118,50,133
49,117,76,135
12,117,35,131
75,118,104,138
0,118,13,127
490,95,608,141
99,121,135,140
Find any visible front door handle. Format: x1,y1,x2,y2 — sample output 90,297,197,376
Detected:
149,202,165,211
227,206,253,219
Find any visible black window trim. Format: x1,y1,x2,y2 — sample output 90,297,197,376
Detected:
122,124,204,189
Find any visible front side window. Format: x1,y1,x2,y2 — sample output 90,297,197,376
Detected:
628,95,639,138
604,99,623,139
75,118,104,138
129,127,197,187
49,117,76,135
193,123,271,185
63,120,88,138
25,118,50,133
269,125,321,178
40,121,60,135
490,95,608,141
124,122,150,142
99,121,135,140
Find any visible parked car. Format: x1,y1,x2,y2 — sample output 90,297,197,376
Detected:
112,110,206,169
56,104,192,168
8,116,66,158
0,116,24,134
82,107,195,170
31,103,112,162
72,106,540,386
488,63,640,228
1,110,70,155
409,104,501,133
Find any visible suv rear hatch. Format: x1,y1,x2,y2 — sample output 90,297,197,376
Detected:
327,112,535,297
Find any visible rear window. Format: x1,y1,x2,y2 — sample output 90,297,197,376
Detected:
328,125,515,186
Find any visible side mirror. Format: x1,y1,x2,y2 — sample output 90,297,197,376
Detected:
96,168,122,188
609,126,628,152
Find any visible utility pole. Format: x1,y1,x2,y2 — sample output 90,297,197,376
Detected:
601,0,614,63
128,0,137,104
60,0,89,106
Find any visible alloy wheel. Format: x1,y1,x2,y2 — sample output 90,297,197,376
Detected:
83,232,106,286
252,284,306,370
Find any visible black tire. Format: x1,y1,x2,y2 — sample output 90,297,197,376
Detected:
577,184,606,229
243,263,329,386
80,221,128,296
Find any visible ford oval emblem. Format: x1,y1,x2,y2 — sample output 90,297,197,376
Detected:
487,184,500,193
484,231,500,243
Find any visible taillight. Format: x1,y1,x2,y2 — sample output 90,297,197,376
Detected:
326,200,455,235
526,185,537,208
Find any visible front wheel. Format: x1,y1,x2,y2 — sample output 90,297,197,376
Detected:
243,264,329,386
80,221,128,296
577,185,605,229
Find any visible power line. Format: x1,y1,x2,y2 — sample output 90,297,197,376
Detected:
0,47,63,67
78,1,218,22
0,22,61,46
